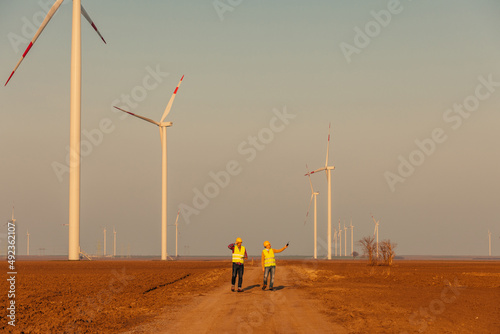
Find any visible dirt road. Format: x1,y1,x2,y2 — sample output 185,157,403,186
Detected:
126,265,347,334
3,260,498,333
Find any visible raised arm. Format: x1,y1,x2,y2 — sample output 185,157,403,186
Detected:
273,245,288,254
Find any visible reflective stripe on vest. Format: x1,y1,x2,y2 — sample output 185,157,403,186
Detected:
263,248,276,267
232,245,245,264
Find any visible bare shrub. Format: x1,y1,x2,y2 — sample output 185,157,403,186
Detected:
379,239,397,266
358,236,377,265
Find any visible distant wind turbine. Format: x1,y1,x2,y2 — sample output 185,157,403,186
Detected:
306,123,335,259
371,214,380,258
304,164,319,259
338,220,342,257
26,229,30,256
169,209,181,257
343,221,346,256
350,219,354,256
9,206,16,225
174,209,180,257
5,0,106,261
114,75,184,261
334,228,338,257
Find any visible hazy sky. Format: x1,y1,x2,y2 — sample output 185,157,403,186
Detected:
1,0,499,257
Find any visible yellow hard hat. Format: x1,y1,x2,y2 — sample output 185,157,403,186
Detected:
236,237,242,243
263,241,270,247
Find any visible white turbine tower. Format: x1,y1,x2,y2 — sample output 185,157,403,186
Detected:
371,214,380,259
113,227,116,257
488,230,492,256
9,206,16,225
115,75,184,261
334,229,338,257
338,220,342,257
304,165,319,259
5,0,106,261
350,219,354,256
344,223,347,257
306,123,335,259
174,209,180,258
26,229,30,256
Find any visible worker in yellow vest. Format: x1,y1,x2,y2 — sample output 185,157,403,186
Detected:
228,237,248,292
261,240,288,291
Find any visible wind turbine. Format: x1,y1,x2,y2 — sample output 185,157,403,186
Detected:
5,0,106,261
9,206,16,225
114,75,184,261
304,164,319,259
26,229,30,256
350,219,354,256
343,220,346,257
306,123,335,259
488,230,492,256
334,228,338,257
113,227,116,257
174,209,180,257
371,214,380,259
338,220,342,257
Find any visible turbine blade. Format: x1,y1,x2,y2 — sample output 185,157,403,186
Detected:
308,167,326,175
114,106,160,126
305,164,314,193
304,194,314,225
160,75,184,123
5,0,64,86
325,122,331,168
175,209,180,225
81,4,107,44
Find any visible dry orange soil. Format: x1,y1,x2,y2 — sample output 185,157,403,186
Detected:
1,260,499,333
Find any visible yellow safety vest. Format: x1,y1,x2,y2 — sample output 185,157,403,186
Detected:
232,245,246,264
263,248,276,267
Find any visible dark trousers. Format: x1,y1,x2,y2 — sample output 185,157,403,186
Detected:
231,262,244,288
263,266,276,288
